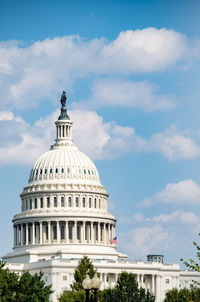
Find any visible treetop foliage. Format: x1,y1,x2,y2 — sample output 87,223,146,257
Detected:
70,256,97,291
0,262,53,302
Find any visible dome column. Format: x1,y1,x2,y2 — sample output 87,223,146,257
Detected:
98,222,101,244
32,222,35,245
83,221,86,243
26,224,28,245
57,221,60,243
48,221,51,244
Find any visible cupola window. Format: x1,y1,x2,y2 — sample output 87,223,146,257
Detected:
35,198,37,209
61,168,64,173
88,170,90,174
94,198,97,208
89,198,91,208
40,169,42,175
36,170,38,176
84,169,86,174
76,197,79,207
45,169,47,174
30,199,32,209
99,199,101,208
55,168,58,174
82,197,86,207
61,196,64,207
50,168,52,174
54,197,57,207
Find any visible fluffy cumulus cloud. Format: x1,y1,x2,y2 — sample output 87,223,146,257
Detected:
1,108,200,165
118,209,200,259
0,28,188,110
0,109,144,165
80,79,174,111
140,179,200,207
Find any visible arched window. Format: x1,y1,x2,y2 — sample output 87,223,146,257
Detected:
54,197,57,207
61,168,64,173
76,197,79,207
61,196,64,207
40,197,43,208
82,197,86,207
94,198,97,208
55,168,58,174
68,196,72,207
89,198,91,208
99,199,101,208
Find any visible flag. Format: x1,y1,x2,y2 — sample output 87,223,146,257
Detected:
109,236,117,244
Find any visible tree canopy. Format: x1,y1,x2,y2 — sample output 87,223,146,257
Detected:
0,263,53,302
99,272,155,302
164,287,200,302
70,256,97,291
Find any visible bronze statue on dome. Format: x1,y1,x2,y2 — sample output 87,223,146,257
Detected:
58,90,70,120
60,91,66,107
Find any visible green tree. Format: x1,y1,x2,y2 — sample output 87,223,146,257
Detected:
0,263,52,302
99,272,155,302
70,256,97,291
16,271,53,302
180,233,200,273
0,263,18,302
58,290,85,302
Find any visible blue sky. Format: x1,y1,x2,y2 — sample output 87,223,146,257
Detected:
1,0,200,265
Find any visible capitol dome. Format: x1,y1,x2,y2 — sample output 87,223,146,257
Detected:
28,145,100,186
9,91,118,262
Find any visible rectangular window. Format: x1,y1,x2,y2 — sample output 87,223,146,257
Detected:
76,197,79,207
30,199,32,209
40,197,43,208
54,197,57,207
61,225,65,240
95,224,98,241
45,226,48,240
35,198,37,209
77,225,80,240
47,197,50,208
68,197,72,207
61,196,64,207
26,200,28,210
53,225,57,240
69,224,72,240
89,198,91,208
165,279,170,284
94,198,97,208
82,197,85,207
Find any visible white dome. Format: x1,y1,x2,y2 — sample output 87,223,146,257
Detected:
28,145,100,185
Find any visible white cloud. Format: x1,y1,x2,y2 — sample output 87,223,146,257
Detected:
119,225,171,259
148,128,200,160
140,179,200,207
0,28,188,110
79,79,174,111
1,109,200,165
118,210,200,260
102,28,187,73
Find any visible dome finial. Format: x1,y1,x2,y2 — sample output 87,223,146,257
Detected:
58,91,70,120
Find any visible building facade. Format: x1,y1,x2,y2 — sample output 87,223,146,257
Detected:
2,92,200,302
